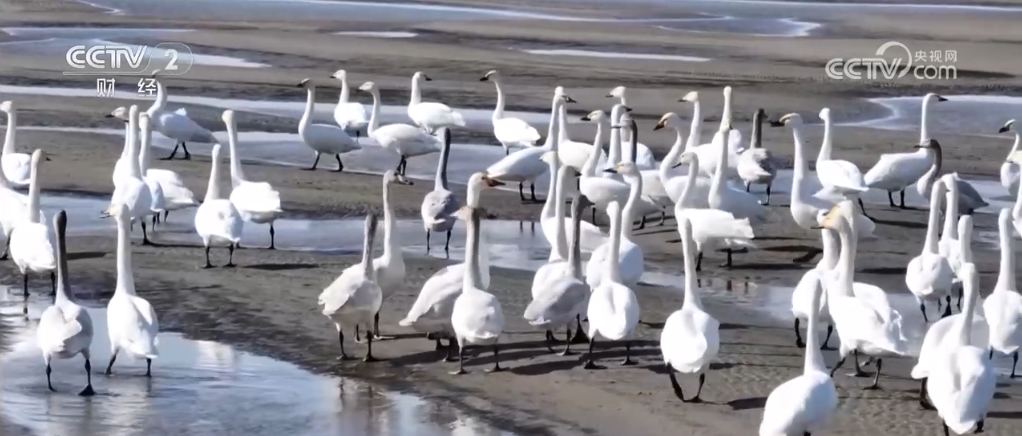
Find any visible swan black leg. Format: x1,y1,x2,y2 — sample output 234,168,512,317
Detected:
372,312,394,340
163,210,169,222
851,349,870,377
990,348,994,360
695,251,703,272
80,358,95,396
530,183,538,202
621,341,637,366
203,246,213,269
886,191,895,207
864,358,883,390
957,286,963,311
445,229,452,253
23,273,28,297
364,330,378,362
45,363,55,391
487,344,505,372
334,154,344,172
336,329,352,360
899,190,907,209
684,373,706,403
268,223,276,250
667,365,686,401
304,152,321,171
519,183,526,202
764,183,772,205
1,238,9,260
425,230,431,252
141,221,152,245
919,378,935,410
225,244,236,268
919,302,930,323
829,354,846,378
146,359,152,377
718,249,733,268
583,337,603,369
659,211,667,226
450,343,467,375
434,336,444,351
942,421,950,436
1012,351,1019,378
50,272,56,298
821,324,835,350
105,350,118,375
559,327,574,356
444,338,457,362
858,197,870,219
571,314,589,343
181,142,191,160
591,207,598,225
745,182,751,192
355,325,362,343
161,143,180,160
152,213,158,228
794,318,805,348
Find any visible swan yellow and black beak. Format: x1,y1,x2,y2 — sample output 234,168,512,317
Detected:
937,95,948,102
296,78,311,88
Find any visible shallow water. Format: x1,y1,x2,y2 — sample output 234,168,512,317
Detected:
521,49,711,63
846,95,1022,140
0,289,520,436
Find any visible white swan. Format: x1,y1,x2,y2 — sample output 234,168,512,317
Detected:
399,172,501,356
737,108,779,205
10,149,55,296
791,228,837,350
1,100,31,187
194,144,243,268
587,161,645,288
450,206,506,374
533,162,572,300
616,114,669,227
578,105,629,222
707,120,766,226
110,105,136,185
822,201,909,389
407,72,466,133
0,149,30,260
906,174,954,322
939,173,966,305
421,128,460,252
105,105,154,245
555,88,606,173
926,263,996,435
816,108,868,196
296,78,360,171
480,70,540,155
774,113,877,241
604,85,662,170
759,262,837,436
36,210,95,396
137,109,198,222
486,89,562,202
862,93,945,209
913,214,989,408
652,112,698,204
336,170,412,340
583,200,640,368
222,110,283,249
983,208,1022,378
677,90,741,180
914,139,988,214
1000,119,1020,198
661,216,720,403
672,152,756,271
136,113,167,227
318,214,383,361
540,151,608,253
329,69,369,143
524,194,591,354
146,74,218,160
361,81,441,176
105,203,160,376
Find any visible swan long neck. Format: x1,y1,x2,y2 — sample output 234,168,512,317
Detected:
960,273,978,345
749,111,762,150
660,125,685,183
300,87,316,132
680,220,703,312
608,108,622,164
557,104,570,143
54,217,71,305
607,204,623,283
622,173,642,239
835,215,857,296
120,114,132,160
818,115,833,161
338,77,350,103
804,270,826,373
679,155,699,207
819,228,839,271
435,137,450,190
3,109,15,156
942,180,959,239
686,101,701,151
540,100,563,221
920,95,933,143
920,146,941,193
127,115,141,179
1010,133,1021,158
382,178,398,258
996,211,1017,292
226,118,246,186
410,77,422,106
791,125,808,181
204,149,222,202
362,219,376,279
923,180,944,254
544,98,561,147
552,166,569,260
719,91,733,133
153,80,168,113
568,202,582,279
492,81,505,121
709,128,729,198
583,121,603,177
959,218,974,264
139,118,153,173
115,215,136,296
464,211,484,290
367,90,381,135
27,155,40,223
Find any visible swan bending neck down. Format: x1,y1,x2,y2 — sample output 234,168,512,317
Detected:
105,203,160,377
661,217,720,403
37,210,96,396
927,263,996,435
318,214,383,362
759,250,837,436
450,206,506,374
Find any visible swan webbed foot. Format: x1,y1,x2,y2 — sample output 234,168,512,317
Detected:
621,357,638,366
223,263,236,268
46,364,55,392
668,367,685,401
304,153,321,171
336,354,354,361
334,154,344,172
583,360,604,370
570,328,589,344
449,368,467,375
145,359,152,378
79,384,95,397
682,396,704,404
182,143,191,160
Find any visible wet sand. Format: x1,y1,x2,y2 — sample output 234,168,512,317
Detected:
4,0,1022,434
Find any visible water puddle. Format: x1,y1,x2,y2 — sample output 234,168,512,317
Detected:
0,289,521,436
652,16,820,37
521,49,711,62
334,31,419,38
847,95,1022,140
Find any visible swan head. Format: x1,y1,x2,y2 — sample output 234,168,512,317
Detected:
413,71,432,82
553,87,577,104
818,107,831,121
468,172,505,189
612,113,635,130
655,112,681,131
718,117,733,132
106,106,128,121
816,201,855,230
604,161,639,176
139,112,151,130
580,110,605,123
672,151,697,169
0,100,12,113
678,91,699,103
722,86,732,98
358,81,377,93
329,69,347,80
924,92,948,103
479,70,500,82
151,69,162,78
1008,150,1022,164
771,113,803,128
296,78,313,88
30,149,47,167
606,86,626,99
221,109,237,126
383,169,414,186
1000,119,1015,134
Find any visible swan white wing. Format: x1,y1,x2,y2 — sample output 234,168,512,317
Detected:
37,306,86,355
533,261,571,297
759,373,837,436
949,174,989,211
661,309,719,373
155,111,216,143
560,140,602,172
109,295,159,358
1000,162,1020,196
827,293,906,355
494,118,540,146
400,274,462,330
982,291,1022,353
144,177,166,212
301,123,359,154
863,152,930,190
334,102,368,129
714,187,767,224
738,148,777,183
146,168,198,208
409,102,466,129
130,296,160,357
10,222,56,273
580,176,629,206
792,269,828,321
318,267,362,316
373,124,441,157
913,315,990,379
486,147,548,182
816,160,867,192
928,347,996,435
2,153,31,186
524,278,589,327
906,254,954,300
422,190,459,230
640,170,667,199
0,188,29,236
194,200,244,244
230,182,282,215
